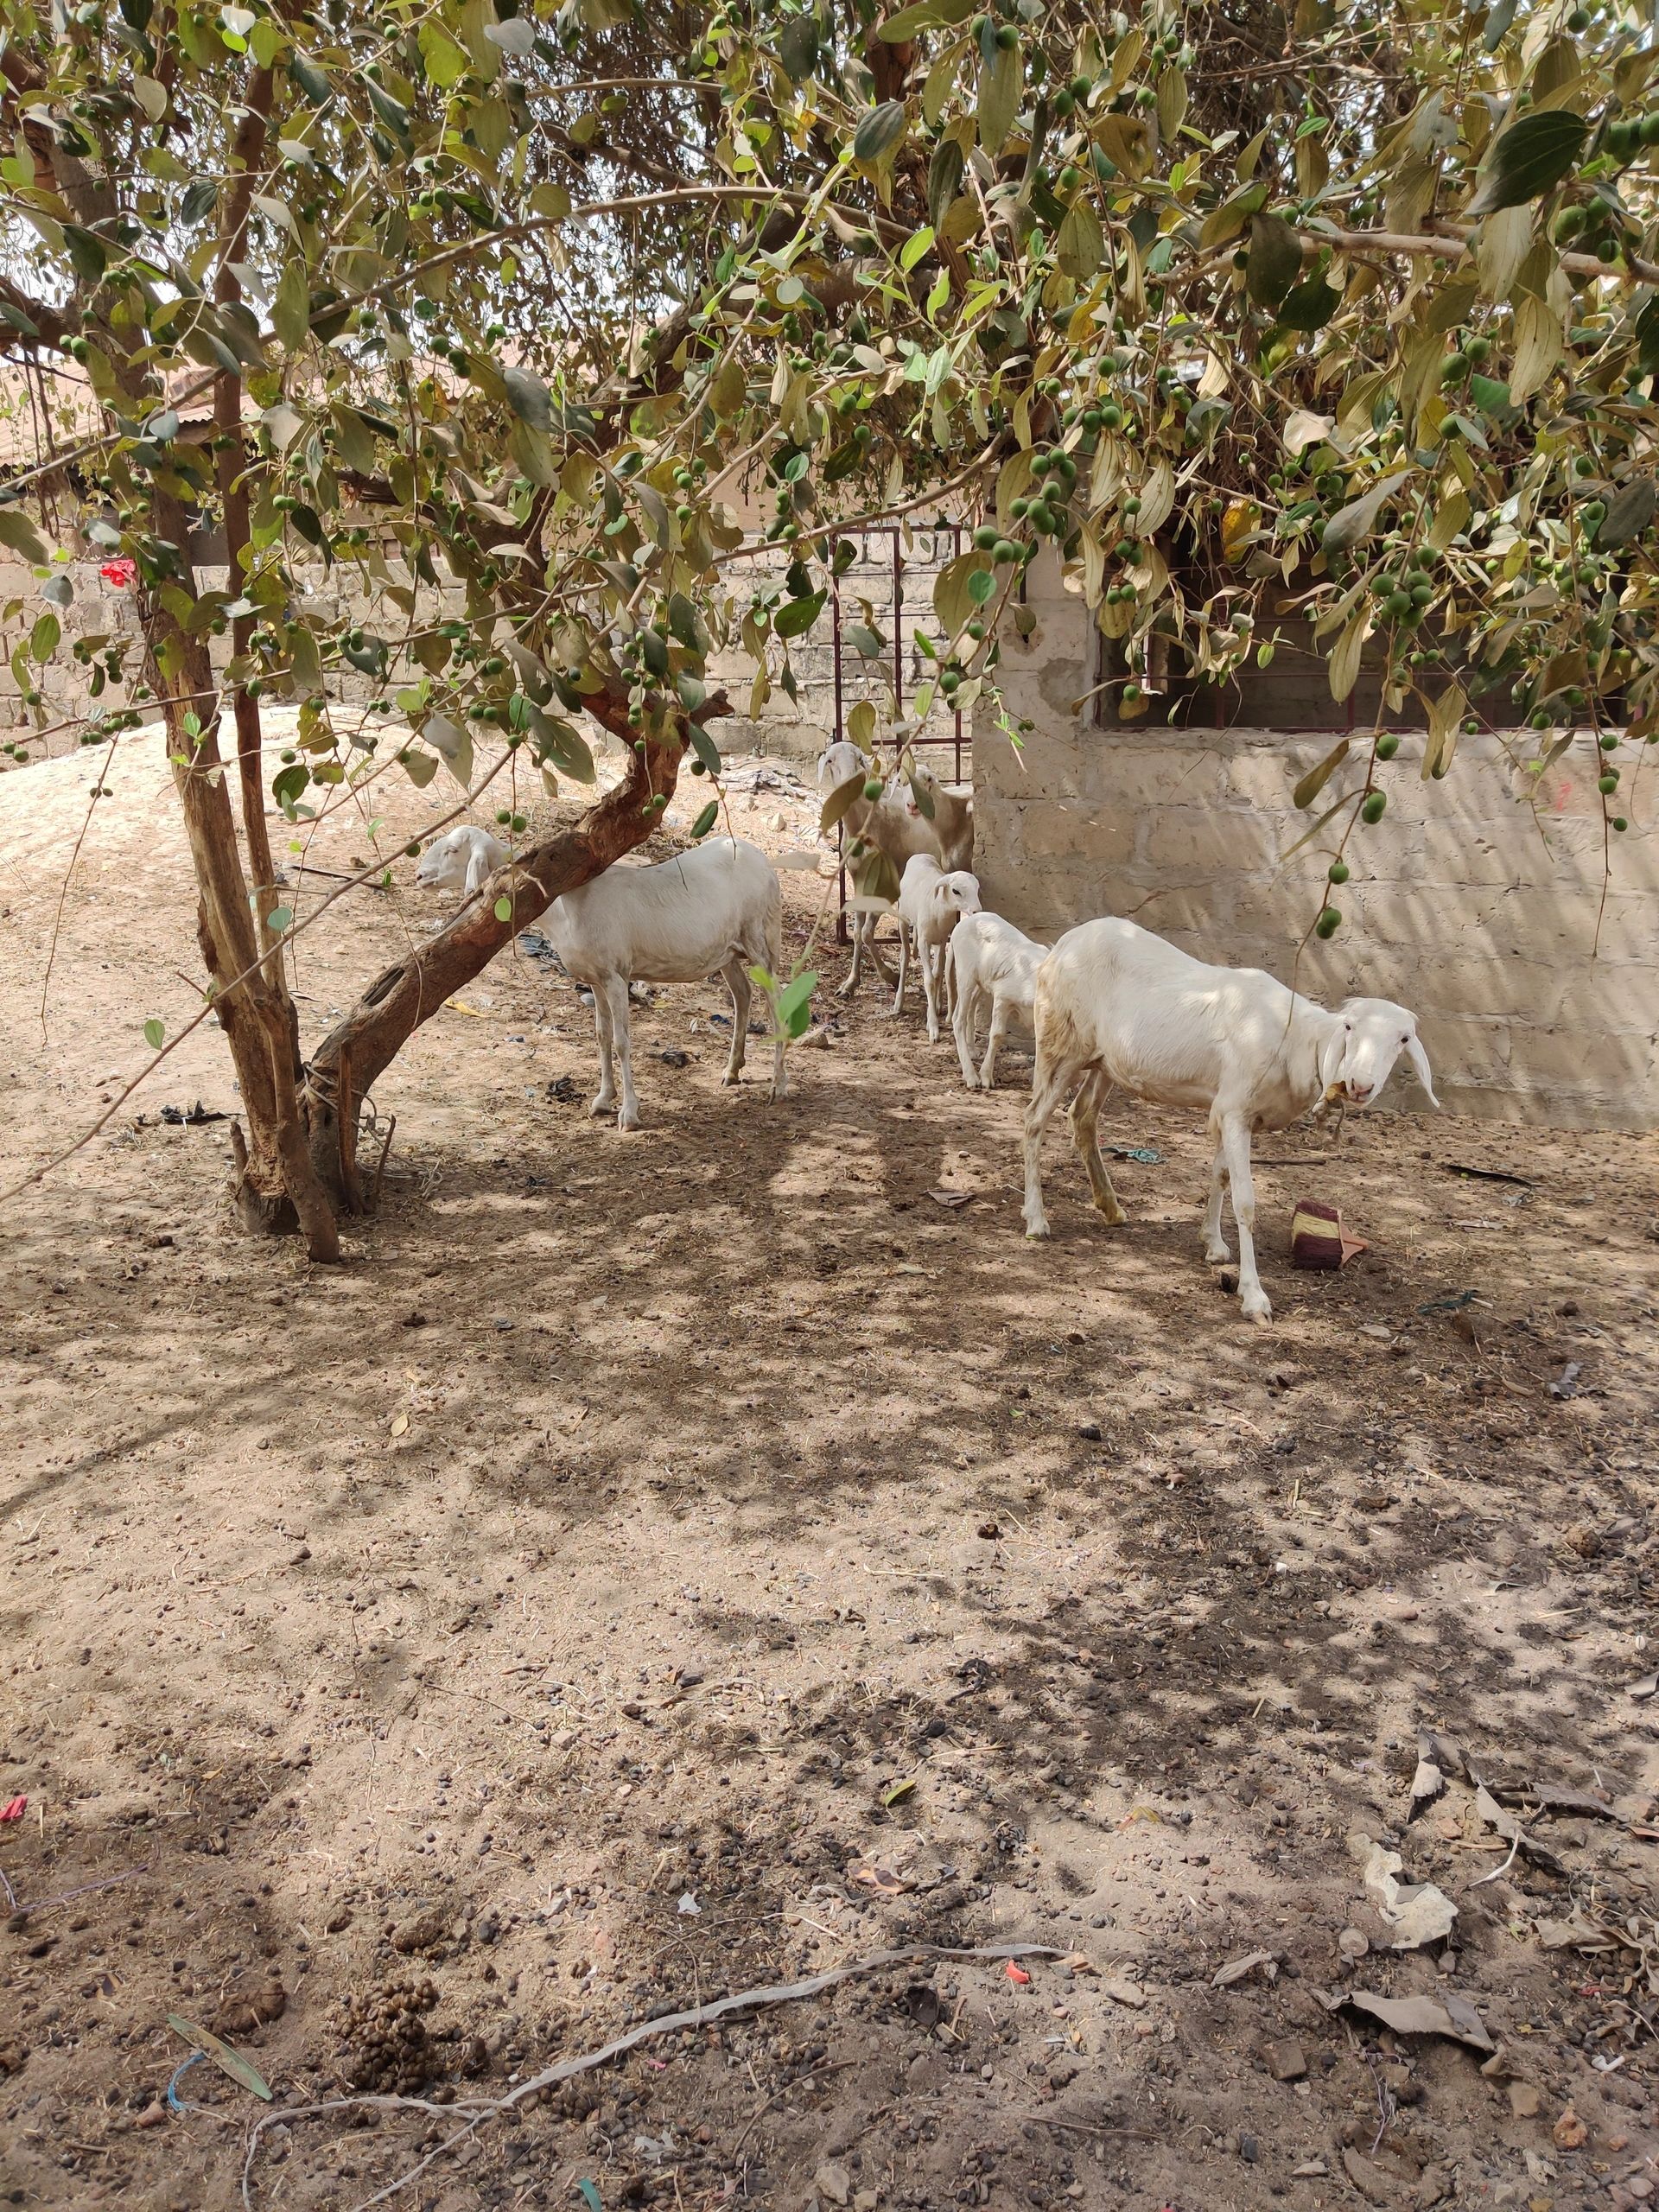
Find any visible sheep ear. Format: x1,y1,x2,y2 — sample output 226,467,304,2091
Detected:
1405,1033,1441,1110
1318,1025,1346,1093
464,846,493,897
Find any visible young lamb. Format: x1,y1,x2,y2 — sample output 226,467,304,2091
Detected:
416,825,786,1130
948,910,1047,1090
892,852,982,1044
816,741,975,996
1020,916,1440,1324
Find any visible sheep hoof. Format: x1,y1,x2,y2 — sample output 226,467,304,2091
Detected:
617,1113,642,1134
590,1097,613,1119
1205,1243,1232,1266
1096,1201,1128,1226
721,1071,741,1088
1242,1294,1273,1325
1024,1219,1051,1243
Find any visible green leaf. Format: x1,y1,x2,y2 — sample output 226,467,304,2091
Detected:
690,799,719,838
1056,200,1104,280
881,1777,917,1806
494,894,512,922
502,365,554,431
167,2015,272,2102
1595,475,1656,548
821,769,872,832
400,747,439,788
0,510,49,564
1319,467,1414,558
1466,109,1587,217
576,2183,603,2212
878,0,975,35
1246,213,1304,310
966,567,996,606
779,13,818,80
899,225,936,273
926,139,963,229
774,590,826,639
775,969,818,1036
853,100,907,166
63,224,109,283
418,20,470,86
272,258,309,352
1278,275,1340,332
977,43,1020,152
688,723,722,776
265,905,294,932
29,611,60,663
1292,736,1350,810
143,1018,165,1052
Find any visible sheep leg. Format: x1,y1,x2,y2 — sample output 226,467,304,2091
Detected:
720,957,751,1084
1219,1113,1270,1324
590,985,618,1118
1021,1051,1085,1240
1202,1132,1232,1264
837,910,865,999
604,976,640,1132
864,915,898,985
952,978,981,1089
890,920,909,1019
981,995,1009,1090
920,937,944,1045
1069,1067,1127,1225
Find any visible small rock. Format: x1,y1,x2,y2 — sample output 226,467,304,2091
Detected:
1077,1422,1103,1442
1416,2169,1450,2208
1103,1980,1146,2008
289,1546,311,1565
1510,2081,1542,2120
854,2195,880,2212
1343,2148,1395,2206
1265,2037,1307,2082
1292,2160,1329,2180
815,2162,853,2208
1338,1927,1370,1962
134,2102,168,2130
1048,2056,1083,2089
1552,2108,1586,2151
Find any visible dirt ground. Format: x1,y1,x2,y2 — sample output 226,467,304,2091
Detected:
1,726,1656,2212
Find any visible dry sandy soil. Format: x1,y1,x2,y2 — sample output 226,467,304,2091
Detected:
1,727,1656,2212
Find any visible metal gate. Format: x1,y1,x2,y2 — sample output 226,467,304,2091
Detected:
826,523,970,944
828,522,969,779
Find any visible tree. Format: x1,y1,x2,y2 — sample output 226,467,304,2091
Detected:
1,0,1651,1249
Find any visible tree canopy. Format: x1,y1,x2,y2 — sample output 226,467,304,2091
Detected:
0,0,1653,1238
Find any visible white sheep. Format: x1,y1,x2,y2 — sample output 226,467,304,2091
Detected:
416,825,786,1130
892,852,982,1044
816,741,974,997
1020,917,1440,1324
947,911,1046,1090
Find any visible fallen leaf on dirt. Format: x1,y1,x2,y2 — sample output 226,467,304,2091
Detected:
1631,1673,1657,1702
576,2183,603,2212
1515,1784,1643,1829
880,1777,917,1807
1553,2107,1587,2150
1212,1948,1278,1987
445,998,484,1017
1407,1729,1465,1821
1548,1362,1582,1399
926,1187,975,1210
1362,1840,1459,1949
167,2013,272,2101
1293,2159,1330,2178
1062,1952,1097,1973
848,1860,912,1897
1474,1785,1566,1878
1103,1979,1147,2009
1005,1961,1031,1986
0,1796,24,1822
1337,1988,1494,2053
389,1412,410,1437
677,1893,700,1916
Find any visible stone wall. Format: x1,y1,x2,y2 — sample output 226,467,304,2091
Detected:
975,552,1659,1132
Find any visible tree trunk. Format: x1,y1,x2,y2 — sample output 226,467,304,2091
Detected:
300,689,715,1205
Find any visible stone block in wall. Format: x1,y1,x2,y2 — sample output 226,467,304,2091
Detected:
1070,737,1234,812
1135,806,1281,879
1016,798,1135,868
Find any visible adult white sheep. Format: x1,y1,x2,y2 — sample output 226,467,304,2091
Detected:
948,911,1046,1090
892,852,982,1044
416,826,786,1130
1020,917,1440,1324
816,741,974,996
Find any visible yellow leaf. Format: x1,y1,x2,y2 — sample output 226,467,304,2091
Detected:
1508,292,1562,404
445,998,483,1016
1221,500,1259,563
390,1412,410,1437
1329,612,1371,703
1422,683,1467,780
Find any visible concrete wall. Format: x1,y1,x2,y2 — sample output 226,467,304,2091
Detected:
976,555,1659,1131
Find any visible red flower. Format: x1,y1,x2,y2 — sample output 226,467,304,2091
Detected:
99,557,137,588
